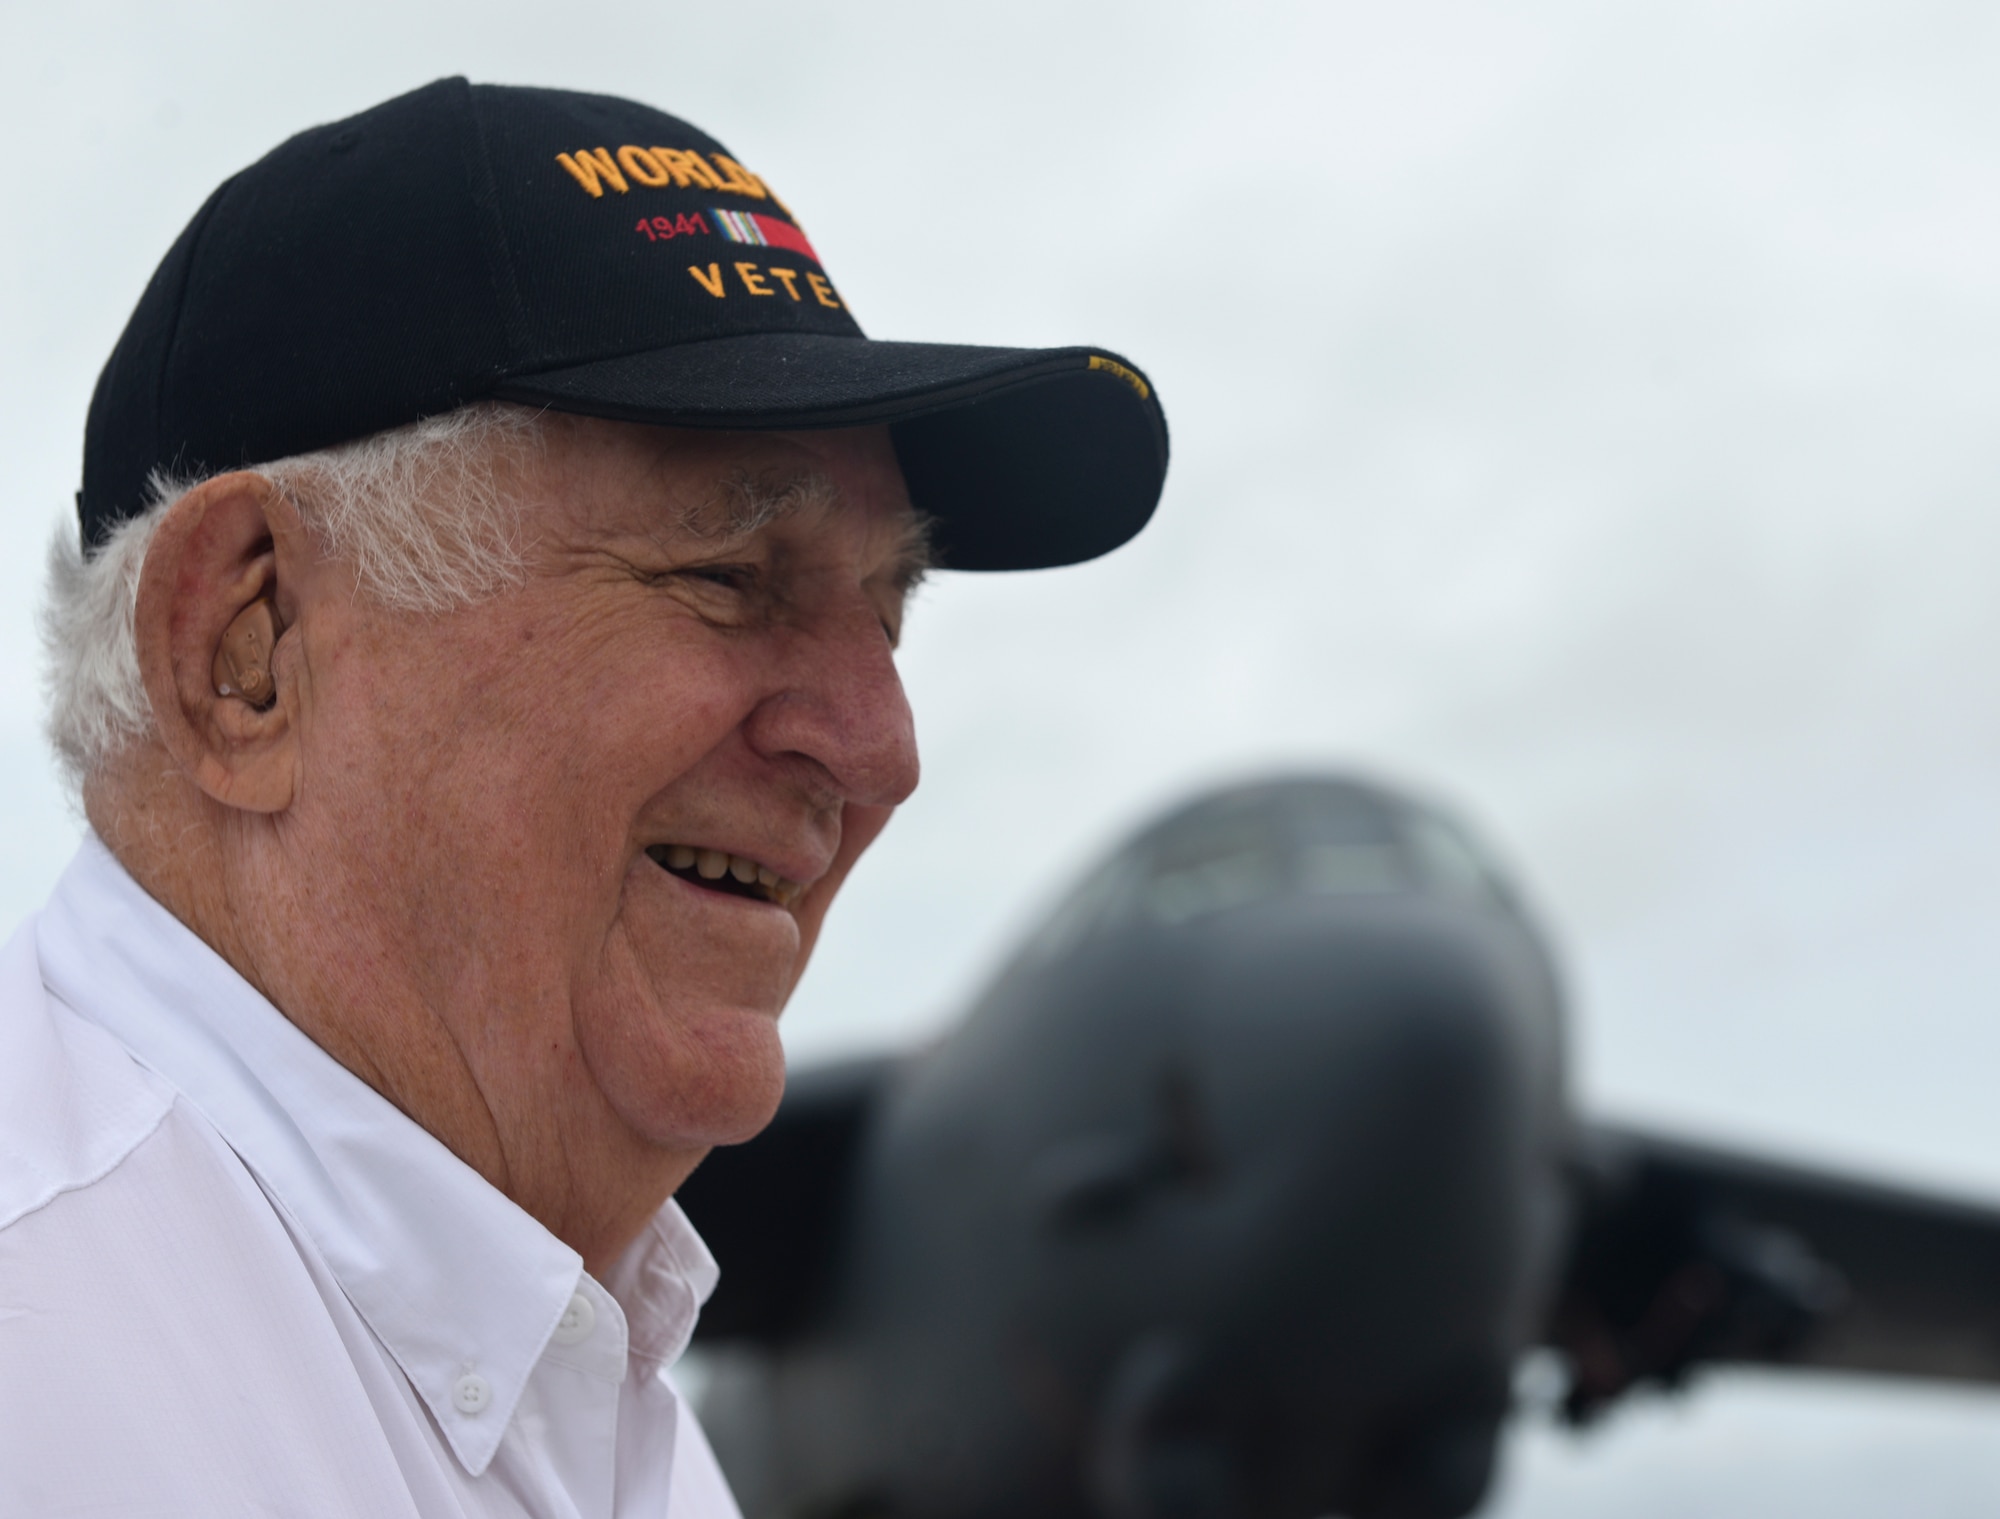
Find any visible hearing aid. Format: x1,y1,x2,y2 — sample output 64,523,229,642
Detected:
212,598,282,708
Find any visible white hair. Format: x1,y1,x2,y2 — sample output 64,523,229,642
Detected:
41,401,547,795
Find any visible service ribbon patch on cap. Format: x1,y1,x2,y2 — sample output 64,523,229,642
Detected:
713,209,819,263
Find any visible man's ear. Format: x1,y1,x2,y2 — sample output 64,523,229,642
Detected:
133,472,312,813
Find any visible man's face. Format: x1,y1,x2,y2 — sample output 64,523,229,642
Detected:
281,416,923,1164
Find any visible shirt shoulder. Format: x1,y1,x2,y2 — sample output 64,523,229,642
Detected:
0,1093,432,1516
0,916,174,1231
0,917,430,1517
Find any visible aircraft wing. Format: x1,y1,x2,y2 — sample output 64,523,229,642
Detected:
1548,1121,2000,1419
675,1054,900,1344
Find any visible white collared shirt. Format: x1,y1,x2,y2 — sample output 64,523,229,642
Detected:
0,837,742,1519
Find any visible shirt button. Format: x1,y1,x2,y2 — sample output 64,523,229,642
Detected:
551,1290,597,1347
453,1373,492,1415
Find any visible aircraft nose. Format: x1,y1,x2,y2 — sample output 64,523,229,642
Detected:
986,891,1572,1519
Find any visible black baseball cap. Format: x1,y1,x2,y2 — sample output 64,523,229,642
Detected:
80,78,1167,571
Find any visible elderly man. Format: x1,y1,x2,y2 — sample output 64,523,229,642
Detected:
0,80,1164,1517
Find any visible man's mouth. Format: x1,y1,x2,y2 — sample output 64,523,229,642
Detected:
646,844,804,907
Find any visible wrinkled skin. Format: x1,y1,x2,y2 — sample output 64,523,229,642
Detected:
100,415,924,1272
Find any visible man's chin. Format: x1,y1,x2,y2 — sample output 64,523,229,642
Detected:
579,991,790,1153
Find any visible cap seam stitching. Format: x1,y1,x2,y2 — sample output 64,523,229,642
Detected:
458,80,532,374
113,174,238,534
493,348,1143,432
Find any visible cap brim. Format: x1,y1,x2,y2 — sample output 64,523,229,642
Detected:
492,332,1168,571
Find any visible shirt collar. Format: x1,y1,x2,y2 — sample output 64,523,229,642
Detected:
37,835,718,1475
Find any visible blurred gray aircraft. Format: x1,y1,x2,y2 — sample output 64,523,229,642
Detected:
678,775,2000,1519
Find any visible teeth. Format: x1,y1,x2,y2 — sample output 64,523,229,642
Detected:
650,843,804,906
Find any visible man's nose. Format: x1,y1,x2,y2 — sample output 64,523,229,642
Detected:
744,604,920,809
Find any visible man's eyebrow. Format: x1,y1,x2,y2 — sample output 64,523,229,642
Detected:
673,465,935,589
639,460,936,607
884,508,936,595
676,467,835,542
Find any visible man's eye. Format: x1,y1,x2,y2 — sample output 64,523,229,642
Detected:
682,565,754,592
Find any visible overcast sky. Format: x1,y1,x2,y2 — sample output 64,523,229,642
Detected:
7,0,2000,1508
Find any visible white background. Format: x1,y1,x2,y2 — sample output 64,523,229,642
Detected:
6,1,2000,1510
